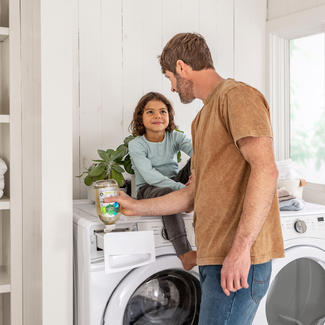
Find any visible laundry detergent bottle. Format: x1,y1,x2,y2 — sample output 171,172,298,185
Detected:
94,179,121,232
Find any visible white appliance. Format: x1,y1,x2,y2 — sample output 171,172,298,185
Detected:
254,202,325,325
73,200,201,325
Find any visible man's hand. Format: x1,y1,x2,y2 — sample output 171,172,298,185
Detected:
185,175,193,186
220,247,251,296
104,191,139,216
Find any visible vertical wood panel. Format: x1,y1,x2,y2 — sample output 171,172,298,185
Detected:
234,0,267,93
199,0,234,78
161,0,201,138
101,0,123,142
73,0,81,199
122,0,145,137
41,0,74,322
141,0,163,96
21,0,42,322
79,0,102,198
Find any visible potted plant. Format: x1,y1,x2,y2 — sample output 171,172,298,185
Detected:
78,135,135,200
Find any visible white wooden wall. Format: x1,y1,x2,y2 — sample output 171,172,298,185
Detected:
74,0,267,198
268,0,325,20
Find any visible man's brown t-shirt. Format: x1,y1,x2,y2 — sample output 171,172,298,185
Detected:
191,78,285,265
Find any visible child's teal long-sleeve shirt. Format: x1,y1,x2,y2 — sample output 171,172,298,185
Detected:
128,131,192,191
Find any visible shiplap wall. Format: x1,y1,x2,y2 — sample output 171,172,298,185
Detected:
268,0,325,20
74,0,267,198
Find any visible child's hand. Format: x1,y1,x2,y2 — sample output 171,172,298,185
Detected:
104,191,138,216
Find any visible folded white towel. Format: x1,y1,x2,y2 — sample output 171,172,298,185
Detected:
0,158,7,175
0,175,4,190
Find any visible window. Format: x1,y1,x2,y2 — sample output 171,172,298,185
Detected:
290,33,325,184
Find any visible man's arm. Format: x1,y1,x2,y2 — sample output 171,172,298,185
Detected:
104,175,195,216
221,136,278,296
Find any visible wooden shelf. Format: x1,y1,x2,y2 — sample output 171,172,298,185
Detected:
0,27,9,42
0,197,10,210
0,266,10,293
0,115,10,123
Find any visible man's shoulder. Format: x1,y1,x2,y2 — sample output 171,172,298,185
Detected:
223,79,264,99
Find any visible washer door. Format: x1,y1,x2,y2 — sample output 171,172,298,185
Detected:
103,255,201,325
254,246,325,325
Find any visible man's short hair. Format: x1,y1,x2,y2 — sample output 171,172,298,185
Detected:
159,33,214,74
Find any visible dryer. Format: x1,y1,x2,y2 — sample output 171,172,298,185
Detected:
73,200,201,325
254,202,325,325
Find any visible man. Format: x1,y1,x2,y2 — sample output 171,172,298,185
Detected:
106,33,284,324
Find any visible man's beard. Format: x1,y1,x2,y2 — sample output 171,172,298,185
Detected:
175,74,195,104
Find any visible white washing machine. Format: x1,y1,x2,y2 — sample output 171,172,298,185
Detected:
254,202,325,325
73,200,201,325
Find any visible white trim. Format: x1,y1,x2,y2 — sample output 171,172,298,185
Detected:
266,5,325,162
267,5,325,39
267,34,290,160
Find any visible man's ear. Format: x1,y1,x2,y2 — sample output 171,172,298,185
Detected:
176,60,191,77
176,60,186,76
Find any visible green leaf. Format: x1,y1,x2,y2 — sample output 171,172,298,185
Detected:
123,155,134,174
84,175,93,186
124,135,135,146
112,164,125,173
88,165,105,177
110,149,124,162
116,144,128,156
105,149,114,161
111,169,125,187
92,172,107,182
97,150,107,160
177,151,182,163
92,159,105,163
175,129,184,133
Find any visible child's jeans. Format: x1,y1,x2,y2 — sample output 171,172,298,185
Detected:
137,159,192,256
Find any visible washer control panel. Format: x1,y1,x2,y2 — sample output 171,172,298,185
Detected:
281,214,325,240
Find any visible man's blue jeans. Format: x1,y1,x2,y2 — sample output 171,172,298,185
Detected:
198,261,272,325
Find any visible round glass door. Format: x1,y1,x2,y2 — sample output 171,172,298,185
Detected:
266,258,325,325
123,269,201,325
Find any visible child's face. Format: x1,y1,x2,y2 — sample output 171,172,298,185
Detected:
142,100,169,134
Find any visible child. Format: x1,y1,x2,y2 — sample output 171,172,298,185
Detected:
128,92,196,270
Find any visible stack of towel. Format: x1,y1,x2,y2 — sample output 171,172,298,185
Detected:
276,160,305,211
278,180,305,211
0,158,8,199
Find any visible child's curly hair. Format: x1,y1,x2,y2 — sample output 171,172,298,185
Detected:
129,92,176,136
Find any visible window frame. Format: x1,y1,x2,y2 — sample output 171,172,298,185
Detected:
266,5,325,191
